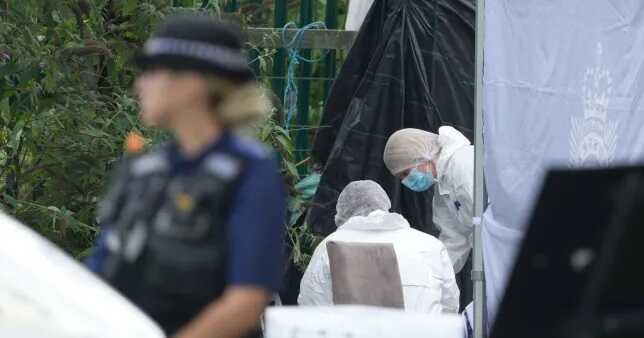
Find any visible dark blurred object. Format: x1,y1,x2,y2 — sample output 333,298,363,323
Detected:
278,262,304,305
77,0,91,17
492,167,644,338
457,254,473,312
308,0,475,235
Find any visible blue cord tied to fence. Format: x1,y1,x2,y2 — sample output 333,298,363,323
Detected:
281,21,329,131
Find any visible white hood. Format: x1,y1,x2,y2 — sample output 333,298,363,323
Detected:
436,126,472,196
437,127,470,168
339,210,411,232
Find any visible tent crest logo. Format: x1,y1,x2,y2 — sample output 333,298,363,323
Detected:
569,43,619,167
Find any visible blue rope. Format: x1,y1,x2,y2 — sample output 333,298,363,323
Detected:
281,21,329,130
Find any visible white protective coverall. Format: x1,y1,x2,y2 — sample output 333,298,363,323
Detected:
433,127,475,274
298,210,460,314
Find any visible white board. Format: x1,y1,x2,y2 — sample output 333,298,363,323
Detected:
265,305,464,338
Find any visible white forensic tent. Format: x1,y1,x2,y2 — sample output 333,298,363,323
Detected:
474,0,644,335
345,0,375,31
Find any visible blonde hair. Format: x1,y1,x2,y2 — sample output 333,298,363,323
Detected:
207,76,272,128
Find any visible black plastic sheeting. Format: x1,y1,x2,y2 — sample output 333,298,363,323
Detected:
309,0,476,236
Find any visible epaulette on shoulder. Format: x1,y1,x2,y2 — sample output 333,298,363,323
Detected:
203,152,244,181
234,136,271,160
128,145,170,177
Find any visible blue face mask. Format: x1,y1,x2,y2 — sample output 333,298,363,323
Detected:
402,168,435,192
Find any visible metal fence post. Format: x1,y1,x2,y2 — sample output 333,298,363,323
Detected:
473,0,487,337
224,0,238,12
296,0,313,171
271,0,287,114
324,0,338,101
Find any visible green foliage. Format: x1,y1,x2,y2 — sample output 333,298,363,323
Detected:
0,0,170,257
0,0,333,270
255,113,323,269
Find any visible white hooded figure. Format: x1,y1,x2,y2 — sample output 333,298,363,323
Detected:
383,126,474,274
298,180,459,314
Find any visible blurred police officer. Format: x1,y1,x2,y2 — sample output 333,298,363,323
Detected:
86,15,286,338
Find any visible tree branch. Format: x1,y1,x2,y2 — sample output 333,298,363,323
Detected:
69,2,86,39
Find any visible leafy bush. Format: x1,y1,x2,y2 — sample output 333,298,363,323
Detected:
0,0,323,264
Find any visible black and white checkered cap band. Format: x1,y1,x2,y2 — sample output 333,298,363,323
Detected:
144,37,247,69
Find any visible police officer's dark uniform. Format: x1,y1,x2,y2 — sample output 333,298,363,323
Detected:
86,17,286,336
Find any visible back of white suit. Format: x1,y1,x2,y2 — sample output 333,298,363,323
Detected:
298,211,460,314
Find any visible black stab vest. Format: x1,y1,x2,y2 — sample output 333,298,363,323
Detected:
98,146,245,335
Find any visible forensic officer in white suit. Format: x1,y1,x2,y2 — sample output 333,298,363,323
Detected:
383,126,474,275
298,180,459,314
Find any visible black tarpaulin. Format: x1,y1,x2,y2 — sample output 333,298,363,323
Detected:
309,0,475,235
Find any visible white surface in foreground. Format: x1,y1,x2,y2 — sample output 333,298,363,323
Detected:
266,305,464,338
0,212,164,338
